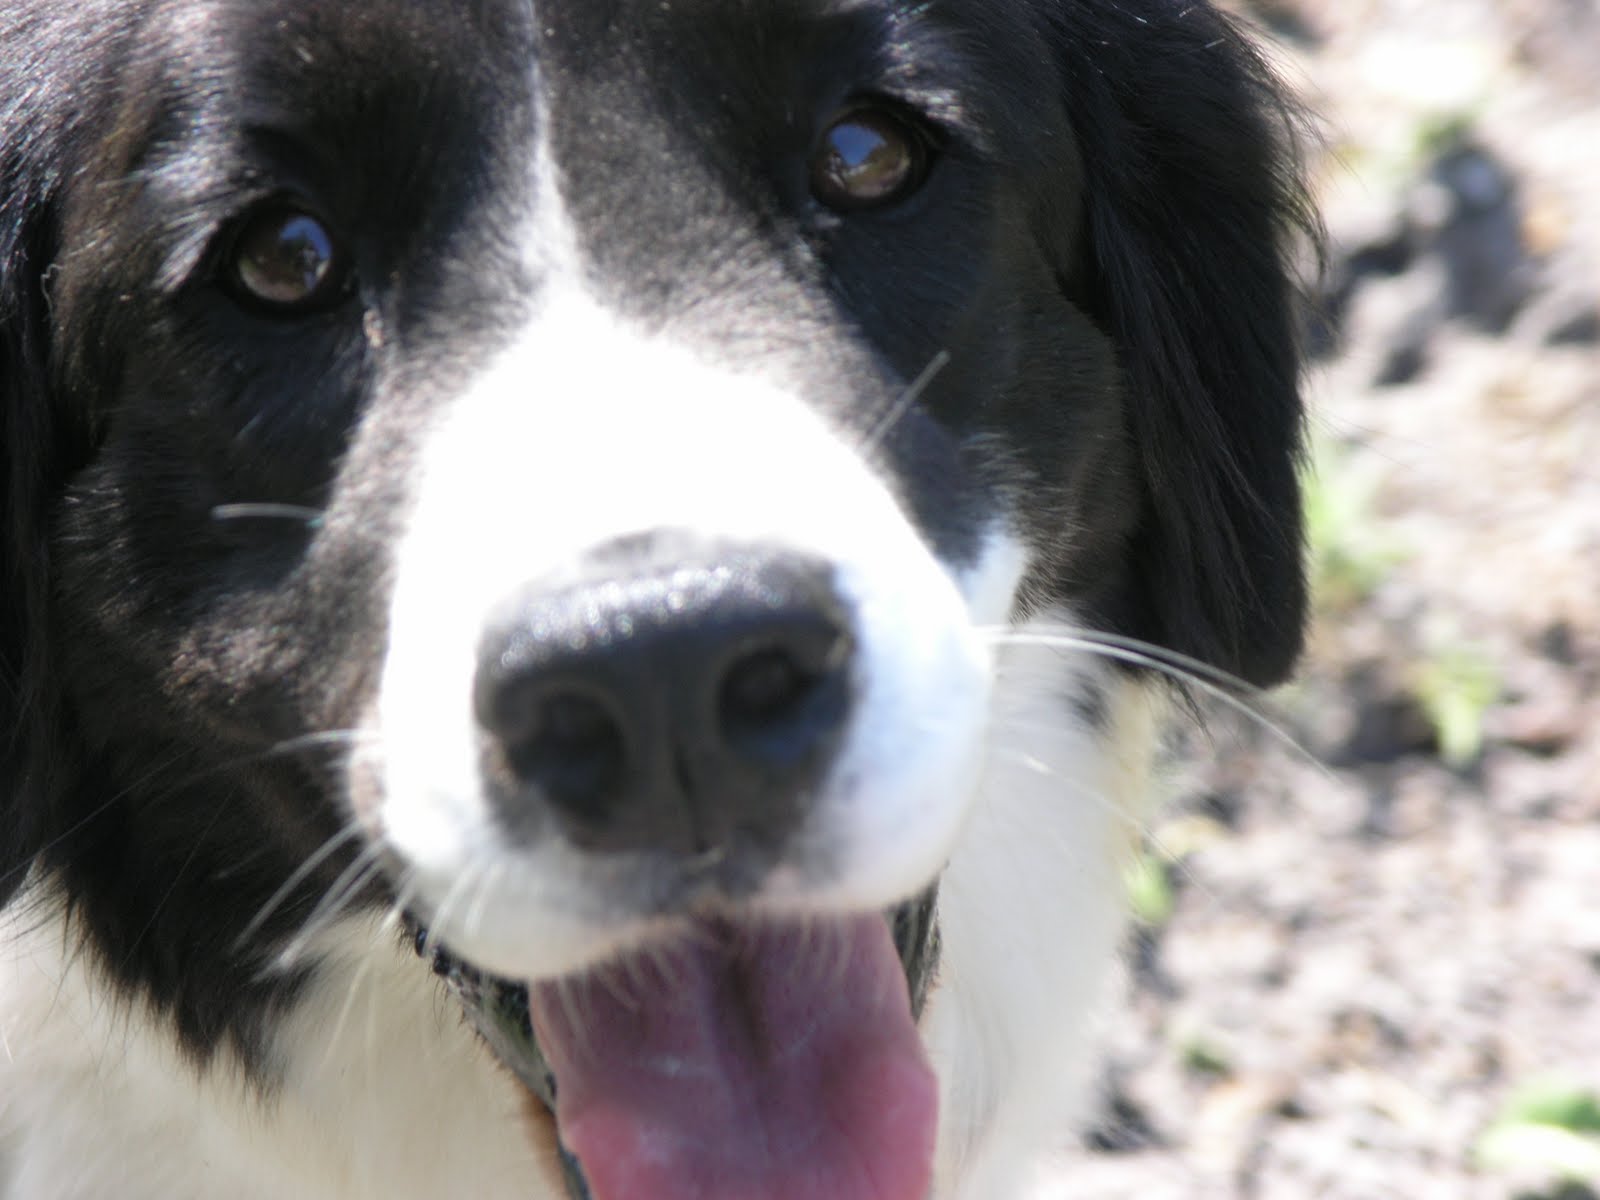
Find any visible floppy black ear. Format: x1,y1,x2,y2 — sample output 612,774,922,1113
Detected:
0,163,65,907
1047,0,1318,687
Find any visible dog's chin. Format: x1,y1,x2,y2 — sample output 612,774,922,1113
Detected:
412,898,941,1200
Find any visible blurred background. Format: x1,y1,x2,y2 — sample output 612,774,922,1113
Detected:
1053,0,1600,1195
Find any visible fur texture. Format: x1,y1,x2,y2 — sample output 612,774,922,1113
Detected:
0,1,1312,1196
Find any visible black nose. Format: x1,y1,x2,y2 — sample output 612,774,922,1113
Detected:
474,543,854,859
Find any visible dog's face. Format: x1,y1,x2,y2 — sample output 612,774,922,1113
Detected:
0,0,1308,1195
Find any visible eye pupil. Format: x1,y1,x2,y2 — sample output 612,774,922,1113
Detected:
233,209,344,310
811,109,928,211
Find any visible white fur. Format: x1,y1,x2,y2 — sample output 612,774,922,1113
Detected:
0,907,547,1199
1,635,1162,1200
929,652,1164,1195
378,278,1015,978
0,154,1168,1200
2,51,1167,1199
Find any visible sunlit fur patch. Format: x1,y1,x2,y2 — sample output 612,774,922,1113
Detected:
377,274,1029,980
0,906,552,1197
925,639,1166,1195
0,0,1311,1194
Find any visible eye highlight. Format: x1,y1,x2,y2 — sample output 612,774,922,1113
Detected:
228,205,351,313
809,107,934,213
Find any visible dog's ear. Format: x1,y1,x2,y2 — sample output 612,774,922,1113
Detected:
1045,1,1318,687
0,168,62,907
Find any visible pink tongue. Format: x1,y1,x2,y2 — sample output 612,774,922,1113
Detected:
527,914,937,1200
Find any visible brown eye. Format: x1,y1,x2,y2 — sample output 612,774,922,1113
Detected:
810,107,932,212
229,206,349,312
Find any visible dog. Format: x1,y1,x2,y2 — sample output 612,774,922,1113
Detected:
0,1,1312,1196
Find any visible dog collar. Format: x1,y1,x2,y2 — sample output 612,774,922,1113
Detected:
411,889,941,1200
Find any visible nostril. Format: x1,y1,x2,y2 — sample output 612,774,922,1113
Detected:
718,630,852,767
721,647,813,725
492,683,628,807
474,544,856,856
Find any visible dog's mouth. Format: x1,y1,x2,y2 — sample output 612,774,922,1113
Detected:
411,893,941,1200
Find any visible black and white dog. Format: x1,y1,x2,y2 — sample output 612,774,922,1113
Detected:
0,1,1312,1196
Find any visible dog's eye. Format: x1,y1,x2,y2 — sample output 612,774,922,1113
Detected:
228,206,351,312
810,107,932,212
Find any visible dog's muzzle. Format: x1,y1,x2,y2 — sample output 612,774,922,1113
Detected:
387,537,967,1198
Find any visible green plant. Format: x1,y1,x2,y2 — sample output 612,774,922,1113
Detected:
1179,1033,1234,1079
1124,853,1175,927
1476,1079,1600,1181
1123,816,1229,929
1301,441,1407,615
1414,640,1500,768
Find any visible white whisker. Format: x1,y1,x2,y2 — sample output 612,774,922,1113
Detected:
594,960,642,1014
461,861,505,945
278,844,386,968
555,976,595,1064
985,625,1257,694
235,822,365,950
984,624,1328,776
316,933,379,1077
210,502,325,525
262,729,382,759
422,864,481,960
859,349,951,454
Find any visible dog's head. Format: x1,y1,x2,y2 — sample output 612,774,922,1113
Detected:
0,0,1310,1194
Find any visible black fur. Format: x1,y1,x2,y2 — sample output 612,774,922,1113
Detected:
0,0,1313,1066
1052,0,1315,686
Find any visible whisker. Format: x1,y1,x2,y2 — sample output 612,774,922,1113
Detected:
822,916,851,997
385,872,423,943
2,746,202,893
972,754,1162,907
317,930,381,1077
981,747,1113,803
643,937,690,998
981,624,1259,696
461,861,505,946
278,844,387,968
979,746,1149,847
382,871,429,977
117,794,232,973
595,959,643,1015
4,728,381,898
210,502,325,526
235,822,366,951
983,625,1329,777
363,909,416,1081
859,349,951,454
261,729,382,759
419,862,485,971
556,976,596,1064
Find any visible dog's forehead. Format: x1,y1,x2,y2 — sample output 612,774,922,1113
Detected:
510,0,1058,361
78,0,1046,575
523,0,934,299
524,0,1035,146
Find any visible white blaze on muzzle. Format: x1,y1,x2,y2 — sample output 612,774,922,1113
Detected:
376,283,1022,982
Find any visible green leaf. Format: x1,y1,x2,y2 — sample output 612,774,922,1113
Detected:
1477,1080,1600,1181
1475,1124,1600,1180
1124,854,1175,927
1500,1081,1600,1134
1415,643,1500,768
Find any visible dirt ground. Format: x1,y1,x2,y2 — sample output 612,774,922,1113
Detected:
1048,1,1600,1196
